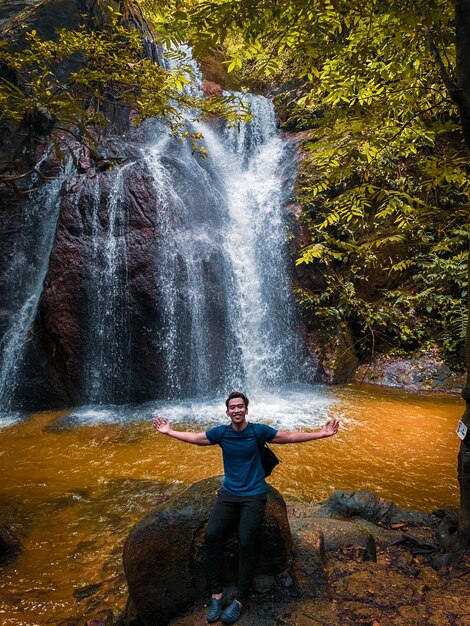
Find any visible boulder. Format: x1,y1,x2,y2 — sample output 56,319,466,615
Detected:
123,476,293,626
309,517,376,561
354,351,465,393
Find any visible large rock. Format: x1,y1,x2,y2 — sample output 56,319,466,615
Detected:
354,351,465,393
310,517,376,561
123,476,293,626
0,0,164,410
310,324,359,385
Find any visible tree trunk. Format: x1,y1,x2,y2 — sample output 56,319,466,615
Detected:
452,237,470,550
447,0,470,550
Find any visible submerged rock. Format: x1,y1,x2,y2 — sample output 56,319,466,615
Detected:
0,523,21,562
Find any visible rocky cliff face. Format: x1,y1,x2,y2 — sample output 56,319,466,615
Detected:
39,146,165,405
1,0,310,410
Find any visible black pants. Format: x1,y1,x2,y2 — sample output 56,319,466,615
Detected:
205,490,267,602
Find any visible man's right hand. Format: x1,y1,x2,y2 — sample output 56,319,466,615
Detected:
152,418,212,446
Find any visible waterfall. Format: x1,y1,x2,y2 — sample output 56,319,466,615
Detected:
0,173,65,412
0,50,308,416
214,94,302,390
146,91,303,398
82,164,132,404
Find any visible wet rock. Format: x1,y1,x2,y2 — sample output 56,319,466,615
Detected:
289,520,328,599
0,0,164,411
84,609,122,626
430,552,460,571
40,159,163,405
354,351,465,393
122,476,293,626
199,54,239,91
73,582,103,601
434,509,459,548
202,79,223,98
0,523,21,560
304,517,377,561
317,489,440,528
1,0,82,49
306,324,358,385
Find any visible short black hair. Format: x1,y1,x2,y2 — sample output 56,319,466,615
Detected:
225,391,249,409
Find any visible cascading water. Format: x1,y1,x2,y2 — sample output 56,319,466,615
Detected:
0,172,65,416
147,133,234,398
72,95,324,428
213,95,303,390
146,90,304,399
82,164,132,405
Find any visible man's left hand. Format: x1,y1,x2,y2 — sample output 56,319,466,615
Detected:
321,419,340,437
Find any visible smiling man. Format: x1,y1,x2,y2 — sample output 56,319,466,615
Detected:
153,390,339,624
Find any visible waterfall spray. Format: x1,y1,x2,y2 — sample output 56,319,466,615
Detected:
83,163,132,404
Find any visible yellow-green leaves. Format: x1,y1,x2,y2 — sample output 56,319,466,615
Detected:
0,13,251,160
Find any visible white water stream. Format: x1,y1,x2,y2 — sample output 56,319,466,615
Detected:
144,91,305,402
0,172,66,419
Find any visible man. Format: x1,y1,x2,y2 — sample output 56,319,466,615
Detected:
153,391,340,624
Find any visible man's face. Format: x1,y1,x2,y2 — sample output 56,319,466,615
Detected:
226,397,248,427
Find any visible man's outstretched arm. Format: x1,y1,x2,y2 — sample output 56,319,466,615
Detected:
271,419,340,444
153,417,212,446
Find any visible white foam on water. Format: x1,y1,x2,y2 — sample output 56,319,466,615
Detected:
64,383,348,432
0,410,25,428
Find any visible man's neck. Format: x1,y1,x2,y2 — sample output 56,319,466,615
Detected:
231,420,248,432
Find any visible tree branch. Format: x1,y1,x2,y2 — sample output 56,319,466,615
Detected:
411,0,461,105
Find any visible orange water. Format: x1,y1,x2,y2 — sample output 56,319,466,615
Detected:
0,384,463,624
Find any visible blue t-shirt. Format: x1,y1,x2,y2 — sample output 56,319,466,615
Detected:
205,422,278,496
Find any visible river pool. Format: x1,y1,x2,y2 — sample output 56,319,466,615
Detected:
0,383,463,625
